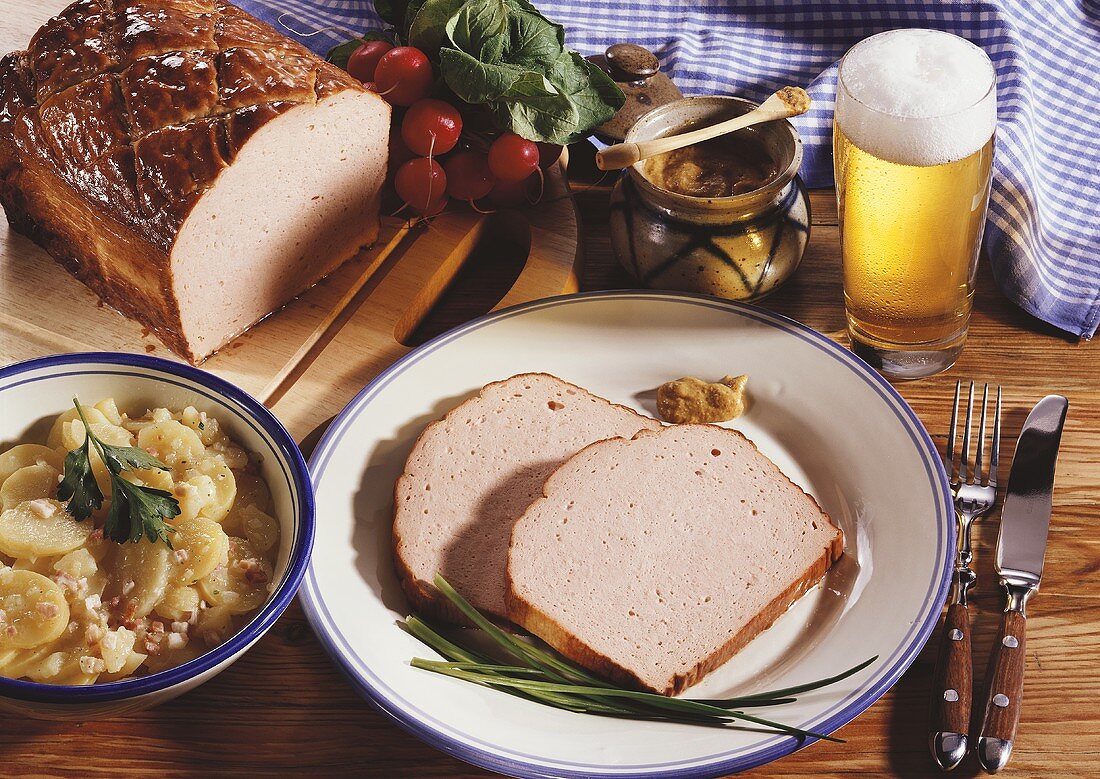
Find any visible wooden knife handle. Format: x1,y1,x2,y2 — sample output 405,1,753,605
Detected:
977,609,1027,773
929,602,972,770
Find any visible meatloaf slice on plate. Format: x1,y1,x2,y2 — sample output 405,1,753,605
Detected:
507,423,843,695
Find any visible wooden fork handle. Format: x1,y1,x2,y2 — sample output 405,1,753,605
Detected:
929,602,973,770
976,608,1027,773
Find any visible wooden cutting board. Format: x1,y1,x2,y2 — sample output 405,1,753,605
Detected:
0,169,579,402
0,0,581,410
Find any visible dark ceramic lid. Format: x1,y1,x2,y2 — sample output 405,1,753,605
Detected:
587,43,683,142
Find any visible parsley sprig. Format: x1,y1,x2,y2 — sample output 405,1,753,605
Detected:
57,399,180,547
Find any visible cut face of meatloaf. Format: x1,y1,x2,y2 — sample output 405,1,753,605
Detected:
0,1,389,362
507,424,844,695
393,373,662,623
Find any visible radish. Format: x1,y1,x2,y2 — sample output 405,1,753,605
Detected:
401,99,463,156
374,47,433,106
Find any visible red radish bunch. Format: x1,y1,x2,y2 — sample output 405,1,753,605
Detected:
342,41,564,217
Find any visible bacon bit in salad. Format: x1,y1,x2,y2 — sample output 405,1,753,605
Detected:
85,623,105,644
84,594,102,612
0,608,7,624
170,621,189,634
236,558,269,585
79,656,106,675
173,548,190,564
53,572,77,590
149,620,165,634
35,601,60,618
143,637,161,655
27,498,58,518
90,528,104,542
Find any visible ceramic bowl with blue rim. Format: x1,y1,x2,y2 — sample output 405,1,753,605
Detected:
0,352,314,720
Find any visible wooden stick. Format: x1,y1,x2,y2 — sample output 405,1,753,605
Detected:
596,87,810,171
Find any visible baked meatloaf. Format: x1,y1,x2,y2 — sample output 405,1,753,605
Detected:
0,1,390,362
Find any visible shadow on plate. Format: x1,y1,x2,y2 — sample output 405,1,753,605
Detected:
350,388,480,616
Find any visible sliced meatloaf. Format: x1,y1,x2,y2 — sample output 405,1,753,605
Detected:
507,423,844,695
393,373,661,623
0,1,389,362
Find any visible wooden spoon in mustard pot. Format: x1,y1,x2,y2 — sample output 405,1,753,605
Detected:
595,86,811,171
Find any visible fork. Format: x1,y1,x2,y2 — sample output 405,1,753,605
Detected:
930,381,1002,771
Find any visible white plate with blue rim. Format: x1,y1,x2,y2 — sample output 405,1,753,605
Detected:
300,291,952,778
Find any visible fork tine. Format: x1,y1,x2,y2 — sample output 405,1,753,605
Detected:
989,385,1003,487
947,380,961,484
975,383,989,485
960,381,975,484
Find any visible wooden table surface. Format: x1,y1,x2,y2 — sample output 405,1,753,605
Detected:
2,4,1098,777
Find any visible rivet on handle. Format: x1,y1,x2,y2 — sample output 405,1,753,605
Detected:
1002,635,1019,648
993,693,1010,708
949,628,964,640
944,689,960,702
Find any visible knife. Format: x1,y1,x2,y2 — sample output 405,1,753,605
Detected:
975,394,1068,773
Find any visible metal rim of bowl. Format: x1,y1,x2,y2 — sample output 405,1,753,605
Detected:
0,351,315,704
626,95,804,211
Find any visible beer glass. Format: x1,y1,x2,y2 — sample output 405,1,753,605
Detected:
834,29,996,379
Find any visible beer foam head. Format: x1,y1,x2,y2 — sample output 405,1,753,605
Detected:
837,29,996,166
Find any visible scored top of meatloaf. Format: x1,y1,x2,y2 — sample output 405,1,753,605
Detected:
0,0,366,256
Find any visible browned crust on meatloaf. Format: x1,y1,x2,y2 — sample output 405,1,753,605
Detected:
0,1,367,363
505,424,844,695
392,373,661,626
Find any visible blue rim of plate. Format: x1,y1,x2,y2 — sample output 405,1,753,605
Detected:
0,351,315,703
300,290,955,779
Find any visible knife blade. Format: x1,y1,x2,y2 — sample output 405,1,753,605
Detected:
976,394,1068,774
994,394,1069,587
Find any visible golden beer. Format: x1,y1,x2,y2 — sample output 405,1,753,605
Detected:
835,130,993,346
834,29,996,378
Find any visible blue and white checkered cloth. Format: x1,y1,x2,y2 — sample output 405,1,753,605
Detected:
240,0,1100,339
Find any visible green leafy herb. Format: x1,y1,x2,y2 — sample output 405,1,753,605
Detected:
445,0,508,63
379,0,623,144
405,574,877,740
57,399,180,547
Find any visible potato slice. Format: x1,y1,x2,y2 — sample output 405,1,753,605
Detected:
137,421,204,470
0,569,70,648
221,537,272,615
0,499,92,558
47,405,108,449
156,585,201,621
190,459,236,522
112,540,171,618
0,445,63,485
234,471,272,513
0,463,60,511
241,505,280,553
170,517,229,586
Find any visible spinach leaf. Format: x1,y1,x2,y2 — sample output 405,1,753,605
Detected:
545,51,625,142
375,0,400,27
402,0,430,38
440,47,524,102
490,73,579,144
503,5,564,66
430,0,626,143
446,0,509,63
407,0,468,56
326,30,393,70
